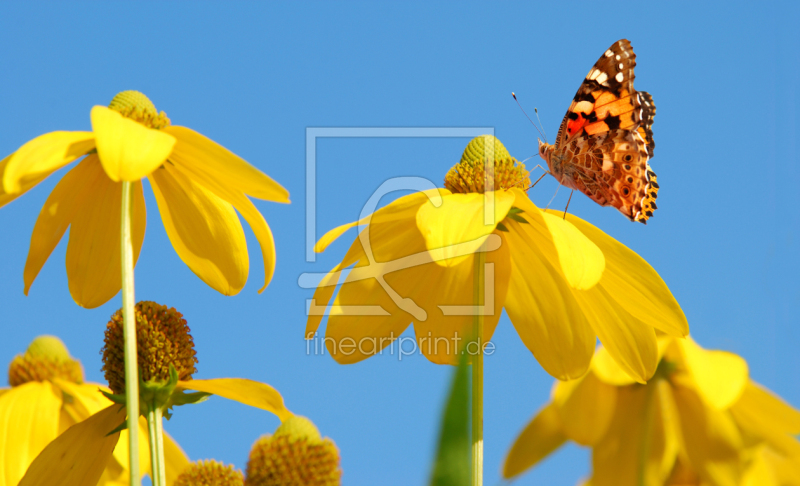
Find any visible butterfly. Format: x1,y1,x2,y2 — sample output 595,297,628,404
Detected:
538,39,658,223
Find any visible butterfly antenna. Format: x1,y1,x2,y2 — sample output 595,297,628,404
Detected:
512,92,546,141
534,108,549,145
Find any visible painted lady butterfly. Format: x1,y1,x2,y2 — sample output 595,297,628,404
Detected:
538,39,658,223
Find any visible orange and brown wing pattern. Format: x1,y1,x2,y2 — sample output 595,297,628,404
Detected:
636,90,656,157
561,130,658,223
555,39,643,147
541,39,659,223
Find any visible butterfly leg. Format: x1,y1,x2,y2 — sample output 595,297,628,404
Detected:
526,164,551,191
563,190,574,220
545,184,561,210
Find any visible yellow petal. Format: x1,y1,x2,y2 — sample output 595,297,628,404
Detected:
163,429,191,486
416,191,514,266
742,450,777,486
91,106,176,182
3,131,95,194
315,189,444,253
305,242,365,339
407,231,510,365
591,385,676,486
555,209,689,338
503,218,596,380
54,381,161,483
671,384,745,486
590,345,638,386
18,405,124,486
678,337,748,410
166,161,279,292
308,191,441,337
553,371,617,446
23,156,102,296
179,378,292,421
65,159,146,308
732,381,800,435
150,164,249,295
574,284,658,384
502,403,567,479
164,125,289,202
0,383,62,486
541,212,605,290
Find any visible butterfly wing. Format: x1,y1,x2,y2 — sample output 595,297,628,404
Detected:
559,129,658,223
552,39,658,223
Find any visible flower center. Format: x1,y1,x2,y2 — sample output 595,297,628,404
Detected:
246,416,342,486
101,301,198,395
8,335,83,387
444,135,531,194
108,90,171,129
174,460,243,486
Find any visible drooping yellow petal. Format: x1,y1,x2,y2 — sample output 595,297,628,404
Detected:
18,405,124,486
732,381,800,436
91,106,176,182
407,231,510,365
671,384,745,486
323,220,425,364
164,125,289,202
590,345,639,387
416,191,514,266
553,371,617,446
149,164,248,295
741,449,778,486
24,156,102,296
163,428,191,486
503,217,596,380
167,161,279,292
591,385,675,486
541,212,605,290
502,403,567,479
178,378,292,421
65,159,146,308
678,338,748,410
0,382,62,486
305,239,365,339
314,189,445,253
513,189,604,290
2,131,95,194
555,209,689,338
574,284,658,384
53,380,175,484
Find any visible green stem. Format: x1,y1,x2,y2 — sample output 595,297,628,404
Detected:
471,245,485,486
121,181,140,486
636,381,658,486
146,402,166,486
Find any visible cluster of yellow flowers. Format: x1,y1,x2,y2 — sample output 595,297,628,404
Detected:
0,91,797,486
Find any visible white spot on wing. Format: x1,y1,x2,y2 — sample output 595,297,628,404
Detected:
618,63,624,70
596,72,608,85
605,49,613,57
615,72,624,82
616,54,621,60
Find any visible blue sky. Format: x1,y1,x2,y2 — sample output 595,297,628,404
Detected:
0,2,798,485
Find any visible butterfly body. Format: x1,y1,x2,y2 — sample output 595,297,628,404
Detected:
538,39,658,223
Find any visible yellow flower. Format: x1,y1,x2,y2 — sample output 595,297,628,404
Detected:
173,460,243,486
306,136,687,382
246,416,342,486
503,336,800,486
0,335,189,486
0,90,289,309
20,302,292,486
